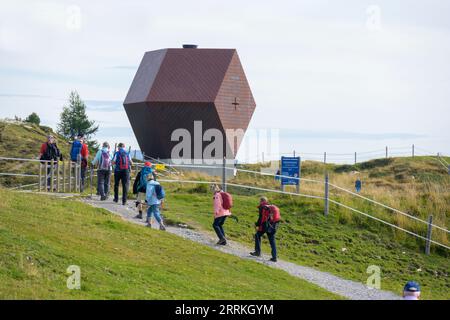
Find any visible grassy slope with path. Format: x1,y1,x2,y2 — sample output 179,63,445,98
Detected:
159,185,449,300
0,188,340,299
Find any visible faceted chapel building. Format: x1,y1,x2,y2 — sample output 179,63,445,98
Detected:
123,45,256,163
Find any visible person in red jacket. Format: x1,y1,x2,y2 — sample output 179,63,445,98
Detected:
70,134,89,192
39,135,62,191
79,136,89,192
250,196,278,262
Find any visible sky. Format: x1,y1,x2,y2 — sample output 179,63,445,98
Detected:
0,0,449,163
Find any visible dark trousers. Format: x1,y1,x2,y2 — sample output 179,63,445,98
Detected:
80,166,87,192
213,216,227,240
255,230,277,259
97,170,111,198
114,170,130,204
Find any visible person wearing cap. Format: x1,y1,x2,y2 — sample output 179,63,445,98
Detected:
39,135,62,191
403,281,421,300
92,142,112,200
145,173,166,230
132,161,154,219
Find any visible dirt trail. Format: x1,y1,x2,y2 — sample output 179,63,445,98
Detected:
80,197,402,300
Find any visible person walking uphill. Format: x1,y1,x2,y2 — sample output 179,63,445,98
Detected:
355,177,362,193
92,142,112,201
145,174,166,230
39,135,63,190
212,184,232,246
112,143,133,205
133,162,154,219
250,197,281,262
70,134,89,192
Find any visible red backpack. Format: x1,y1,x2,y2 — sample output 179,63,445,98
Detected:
266,205,281,223
117,150,129,170
220,192,233,210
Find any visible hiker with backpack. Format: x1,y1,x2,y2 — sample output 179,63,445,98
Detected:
70,134,89,192
92,142,112,201
145,173,166,230
39,135,63,191
250,196,280,262
133,161,154,219
355,178,362,193
212,184,232,246
112,142,133,205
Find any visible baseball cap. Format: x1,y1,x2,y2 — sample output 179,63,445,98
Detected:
404,281,420,292
144,162,152,167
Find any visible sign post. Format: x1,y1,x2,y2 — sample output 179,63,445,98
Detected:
280,156,301,193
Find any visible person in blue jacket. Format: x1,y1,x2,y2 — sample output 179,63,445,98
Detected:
355,178,362,193
146,174,166,231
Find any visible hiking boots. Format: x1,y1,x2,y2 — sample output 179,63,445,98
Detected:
250,252,261,257
270,257,277,262
146,223,152,228
100,196,107,201
159,224,166,231
216,238,227,246
113,198,118,203
135,212,142,219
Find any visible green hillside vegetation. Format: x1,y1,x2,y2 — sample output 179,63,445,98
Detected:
1,120,448,299
0,188,340,299
157,183,450,300
0,119,101,188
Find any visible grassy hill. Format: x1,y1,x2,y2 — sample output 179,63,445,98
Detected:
0,188,340,299
157,183,449,300
153,156,450,300
1,120,448,299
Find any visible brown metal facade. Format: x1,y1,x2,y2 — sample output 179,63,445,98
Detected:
123,47,256,160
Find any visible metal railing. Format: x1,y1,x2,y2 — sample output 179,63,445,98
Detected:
0,155,448,254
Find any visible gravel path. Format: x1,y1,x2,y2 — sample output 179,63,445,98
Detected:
82,197,401,300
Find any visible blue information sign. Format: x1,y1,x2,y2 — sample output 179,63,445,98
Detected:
281,156,300,186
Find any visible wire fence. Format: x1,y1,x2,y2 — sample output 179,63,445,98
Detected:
0,151,449,254
241,144,450,166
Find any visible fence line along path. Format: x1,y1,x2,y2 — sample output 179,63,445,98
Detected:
82,197,401,300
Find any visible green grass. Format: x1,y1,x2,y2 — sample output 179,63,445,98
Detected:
159,187,450,300
0,188,340,300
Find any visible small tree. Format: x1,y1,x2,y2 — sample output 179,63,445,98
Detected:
57,91,99,141
25,112,41,125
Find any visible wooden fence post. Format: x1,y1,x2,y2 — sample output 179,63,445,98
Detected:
69,162,72,192
50,159,54,192
56,160,60,193
90,165,94,198
38,162,42,192
62,161,66,193
324,172,329,216
44,161,49,192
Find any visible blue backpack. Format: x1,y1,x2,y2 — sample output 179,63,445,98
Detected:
155,184,165,200
138,167,153,191
70,140,82,161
